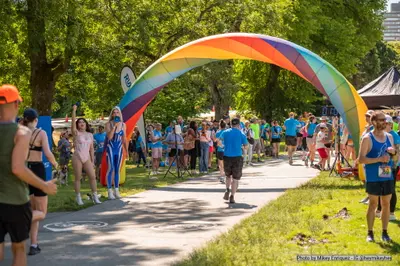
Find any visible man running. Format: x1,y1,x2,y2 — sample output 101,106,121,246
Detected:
359,111,395,242
0,84,57,266
219,118,248,203
283,112,300,165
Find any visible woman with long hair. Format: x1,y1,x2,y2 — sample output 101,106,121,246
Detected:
22,108,58,255
105,106,128,199
304,115,317,167
71,105,101,205
270,120,282,158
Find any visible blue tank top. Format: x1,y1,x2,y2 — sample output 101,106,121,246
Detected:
364,132,393,183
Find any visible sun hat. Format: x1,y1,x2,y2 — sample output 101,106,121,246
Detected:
319,123,327,128
0,84,23,104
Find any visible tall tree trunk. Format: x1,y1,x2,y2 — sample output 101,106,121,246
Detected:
259,65,281,122
210,82,229,121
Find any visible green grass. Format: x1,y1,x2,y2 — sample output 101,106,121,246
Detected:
175,173,400,266
48,162,197,213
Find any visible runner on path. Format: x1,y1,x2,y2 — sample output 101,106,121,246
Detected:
283,112,300,165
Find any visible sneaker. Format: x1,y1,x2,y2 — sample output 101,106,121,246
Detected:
366,234,374,242
223,190,230,200
108,189,115,200
289,158,293,165
364,199,369,205
382,233,392,242
92,192,102,204
28,245,41,256
375,211,381,218
229,195,235,204
359,196,369,203
313,164,321,171
114,188,121,199
76,194,84,206
219,177,225,184
304,158,309,167
390,214,397,221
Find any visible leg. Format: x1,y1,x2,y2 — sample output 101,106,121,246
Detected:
11,241,27,266
390,178,397,214
367,195,379,231
381,194,392,230
72,155,83,193
113,152,123,188
0,242,3,261
106,147,114,189
82,160,98,193
203,146,209,172
219,159,224,176
248,144,253,163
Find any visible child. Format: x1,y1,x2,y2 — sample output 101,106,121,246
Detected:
315,123,328,170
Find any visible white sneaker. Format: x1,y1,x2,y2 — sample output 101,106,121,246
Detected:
92,192,102,204
390,214,397,221
76,194,84,206
375,211,381,218
114,188,121,199
108,189,115,200
150,176,158,180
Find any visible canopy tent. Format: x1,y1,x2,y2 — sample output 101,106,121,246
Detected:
357,66,400,109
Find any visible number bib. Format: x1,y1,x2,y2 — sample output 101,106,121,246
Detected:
378,165,392,178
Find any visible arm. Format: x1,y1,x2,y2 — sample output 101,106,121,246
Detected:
123,124,129,154
358,136,388,164
12,127,57,195
41,131,58,168
71,105,77,136
105,122,115,140
90,135,95,164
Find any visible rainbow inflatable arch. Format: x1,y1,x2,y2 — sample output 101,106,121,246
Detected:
118,33,367,150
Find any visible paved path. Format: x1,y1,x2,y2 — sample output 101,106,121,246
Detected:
4,157,319,266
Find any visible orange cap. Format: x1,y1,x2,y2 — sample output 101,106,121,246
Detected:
0,84,23,104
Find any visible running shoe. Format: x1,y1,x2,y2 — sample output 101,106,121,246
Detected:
382,233,392,242
304,157,309,167
366,234,374,242
375,211,381,218
390,214,397,221
223,190,230,200
359,196,369,203
219,177,225,184
229,195,235,204
313,164,322,171
289,158,293,165
28,245,41,256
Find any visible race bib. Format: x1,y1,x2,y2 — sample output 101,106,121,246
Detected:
378,165,392,178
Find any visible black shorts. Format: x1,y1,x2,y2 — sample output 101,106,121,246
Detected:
285,136,297,146
223,156,244,180
28,162,47,197
217,151,224,160
0,202,32,243
271,138,281,143
324,143,332,148
366,180,394,196
184,149,190,156
169,148,178,157
95,152,103,167
296,132,303,138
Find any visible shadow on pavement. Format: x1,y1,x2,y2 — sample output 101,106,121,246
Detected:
225,203,258,209
151,187,287,193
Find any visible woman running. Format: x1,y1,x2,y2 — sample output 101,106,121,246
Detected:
23,108,58,255
270,120,282,158
71,105,101,205
216,120,227,183
105,107,128,199
304,115,317,167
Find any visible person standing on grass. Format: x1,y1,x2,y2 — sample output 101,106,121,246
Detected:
250,119,262,162
150,123,164,176
0,84,57,266
187,121,199,175
314,123,329,171
243,121,254,165
199,122,211,174
313,116,333,170
283,112,300,165
304,116,317,167
71,105,101,205
219,118,248,204
375,115,400,221
359,111,395,243
22,108,59,256
93,125,106,181
58,131,71,172
270,120,282,158
164,127,184,169
216,120,227,183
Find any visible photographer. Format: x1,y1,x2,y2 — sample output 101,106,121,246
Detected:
164,126,184,169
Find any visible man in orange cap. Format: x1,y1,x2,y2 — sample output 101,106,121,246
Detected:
0,85,57,266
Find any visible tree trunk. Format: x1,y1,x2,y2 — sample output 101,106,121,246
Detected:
210,82,229,121
260,65,281,122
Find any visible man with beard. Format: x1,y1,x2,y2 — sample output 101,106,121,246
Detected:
359,111,395,242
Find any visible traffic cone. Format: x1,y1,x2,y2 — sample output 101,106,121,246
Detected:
65,114,69,122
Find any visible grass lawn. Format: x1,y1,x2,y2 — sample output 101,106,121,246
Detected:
48,162,197,213
176,172,400,266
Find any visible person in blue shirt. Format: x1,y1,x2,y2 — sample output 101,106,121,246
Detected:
150,123,164,176
270,120,282,158
216,120,227,183
219,118,248,204
283,112,300,165
359,111,396,243
376,115,400,222
135,129,147,168
93,125,106,180
305,115,317,167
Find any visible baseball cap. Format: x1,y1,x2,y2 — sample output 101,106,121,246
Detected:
0,84,23,104
385,114,393,123
319,123,327,128
23,108,38,120
231,118,240,126
223,115,230,120
365,110,374,117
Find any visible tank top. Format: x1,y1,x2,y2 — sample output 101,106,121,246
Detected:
0,123,29,205
74,131,93,163
108,129,124,151
364,132,393,183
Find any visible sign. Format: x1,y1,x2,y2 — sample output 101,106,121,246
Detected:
44,221,108,232
37,116,52,181
120,66,136,93
321,106,338,117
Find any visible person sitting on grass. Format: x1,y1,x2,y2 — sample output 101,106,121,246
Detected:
314,123,329,171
